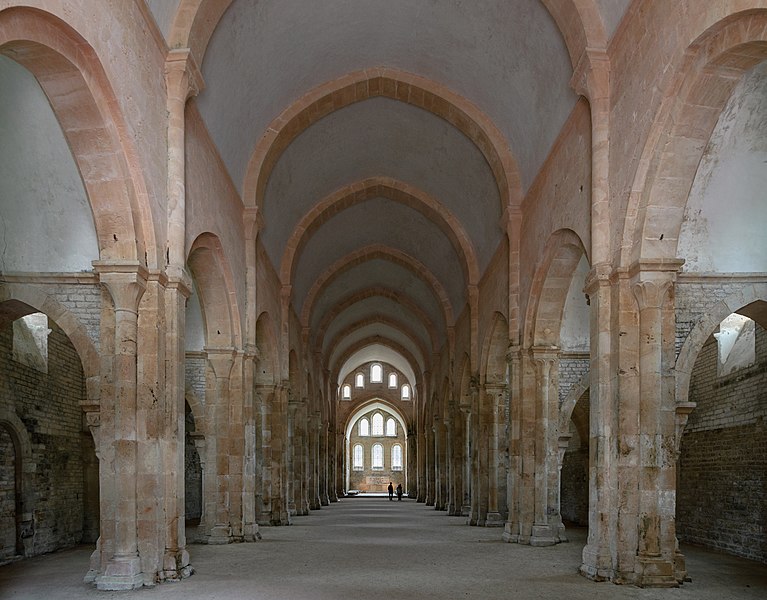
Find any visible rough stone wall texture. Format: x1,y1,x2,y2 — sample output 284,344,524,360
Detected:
0,427,15,560
51,283,102,352
0,320,88,557
185,353,207,406
558,353,589,405
184,408,202,522
677,322,767,562
561,446,588,526
674,280,756,360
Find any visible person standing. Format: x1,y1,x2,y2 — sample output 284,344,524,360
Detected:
396,483,403,501
388,481,394,501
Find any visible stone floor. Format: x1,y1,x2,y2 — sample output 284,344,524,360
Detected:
1,499,765,599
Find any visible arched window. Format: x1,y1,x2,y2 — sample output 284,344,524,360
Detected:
355,372,364,388
391,444,403,470
386,418,396,436
401,384,411,400
359,417,370,437
353,444,364,470
372,443,384,469
342,384,351,400
388,372,397,388
371,413,384,436
370,363,383,383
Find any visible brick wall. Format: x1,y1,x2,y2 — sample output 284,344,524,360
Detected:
50,283,102,352
185,353,207,405
558,353,589,405
0,319,93,558
677,321,767,562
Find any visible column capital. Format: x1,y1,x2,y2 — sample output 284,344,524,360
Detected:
570,47,610,102
165,48,205,100
205,347,237,380
632,279,673,311
583,262,613,296
94,261,148,314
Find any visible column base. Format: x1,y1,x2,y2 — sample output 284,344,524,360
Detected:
580,543,613,582
160,549,193,581
96,555,143,591
461,504,471,517
207,524,234,544
485,512,504,527
502,522,518,543
635,555,679,588
242,523,262,542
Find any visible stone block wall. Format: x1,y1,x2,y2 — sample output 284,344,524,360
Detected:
558,353,589,405
0,427,16,560
677,321,767,562
0,319,94,558
185,352,207,405
50,283,102,352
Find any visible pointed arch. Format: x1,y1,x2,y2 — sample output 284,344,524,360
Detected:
0,7,155,265
244,68,521,213
524,229,588,348
255,312,278,387
281,178,479,288
312,286,441,356
481,312,509,386
301,245,454,331
187,233,242,349
676,287,767,408
621,10,767,267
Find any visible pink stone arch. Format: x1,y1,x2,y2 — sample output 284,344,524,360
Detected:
481,312,509,386
524,229,588,348
187,233,243,349
622,10,767,267
323,315,431,377
300,245,454,332
243,68,522,212
281,178,479,288
312,286,441,358
0,7,155,265
330,336,423,399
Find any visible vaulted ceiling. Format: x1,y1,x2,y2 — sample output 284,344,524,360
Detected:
151,0,630,385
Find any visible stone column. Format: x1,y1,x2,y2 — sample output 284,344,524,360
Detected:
425,421,435,506
459,402,472,517
270,383,290,525
205,348,236,543
287,398,298,516
468,378,481,525
503,345,521,542
434,415,446,510
407,432,417,498
444,413,458,515
95,263,147,591
632,276,678,586
485,384,505,526
530,348,564,544
309,412,321,510
254,384,274,525
162,273,194,577
335,430,345,500
240,347,259,541
416,423,426,502
579,264,617,580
